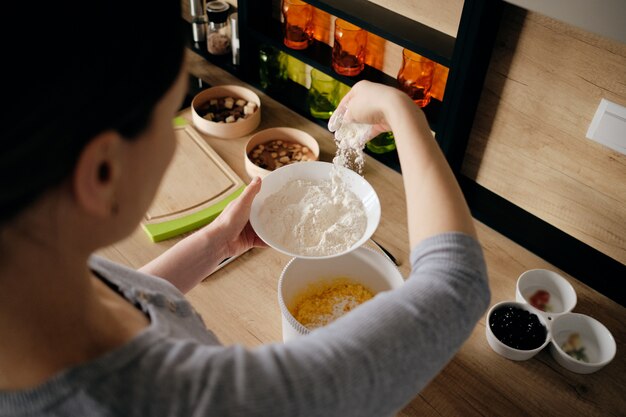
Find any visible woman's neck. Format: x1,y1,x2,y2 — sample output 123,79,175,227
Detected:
0,220,149,390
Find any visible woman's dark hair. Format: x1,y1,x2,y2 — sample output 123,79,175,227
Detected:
1,1,185,224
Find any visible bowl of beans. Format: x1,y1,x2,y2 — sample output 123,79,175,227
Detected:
278,246,404,341
191,85,261,139
486,301,550,361
244,127,319,179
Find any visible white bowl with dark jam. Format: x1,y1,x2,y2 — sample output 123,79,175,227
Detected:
486,301,550,361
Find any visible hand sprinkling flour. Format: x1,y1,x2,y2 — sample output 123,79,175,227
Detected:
328,105,372,175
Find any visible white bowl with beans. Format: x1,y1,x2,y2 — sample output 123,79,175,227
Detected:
244,127,319,179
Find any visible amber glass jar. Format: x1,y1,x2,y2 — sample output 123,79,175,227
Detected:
396,49,435,107
281,0,314,50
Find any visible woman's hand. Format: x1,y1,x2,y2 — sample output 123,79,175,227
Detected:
140,177,267,294
333,81,477,248
329,80,416,143
207,176,267,260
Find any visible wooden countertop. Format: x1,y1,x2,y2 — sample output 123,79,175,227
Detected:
98,50,625,417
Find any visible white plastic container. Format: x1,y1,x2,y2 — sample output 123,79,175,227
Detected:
278,246,404,341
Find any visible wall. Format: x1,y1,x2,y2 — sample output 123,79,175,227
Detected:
462,4,626,264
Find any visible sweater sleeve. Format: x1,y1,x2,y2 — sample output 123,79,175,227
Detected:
174,232,490,417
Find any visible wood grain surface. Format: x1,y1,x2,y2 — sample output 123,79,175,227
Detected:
98,51,625,416
463,5,626,265
145,126,244,222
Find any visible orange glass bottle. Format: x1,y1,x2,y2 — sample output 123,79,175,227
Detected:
332,19,367,76
396,49,435,107
281,0,314,50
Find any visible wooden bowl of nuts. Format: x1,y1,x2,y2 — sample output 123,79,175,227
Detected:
245,127,320,179
191,85,261,139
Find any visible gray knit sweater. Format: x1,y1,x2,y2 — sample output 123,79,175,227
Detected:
0,232,489,417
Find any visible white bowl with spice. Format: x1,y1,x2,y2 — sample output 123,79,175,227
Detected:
191,85,261,139
549,313,616,374
516,269,577,320
278,246,404,341
250,161,381,259
244,127,319,179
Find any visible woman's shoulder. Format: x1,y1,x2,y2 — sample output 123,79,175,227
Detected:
89,254,181,297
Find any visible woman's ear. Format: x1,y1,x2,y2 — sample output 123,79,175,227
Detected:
72,131,123,218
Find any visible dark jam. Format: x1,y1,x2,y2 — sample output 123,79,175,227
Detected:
489,305,547,350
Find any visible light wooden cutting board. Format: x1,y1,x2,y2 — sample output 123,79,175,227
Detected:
142,124,245,242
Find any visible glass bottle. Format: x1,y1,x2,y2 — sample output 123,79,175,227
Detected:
286,55,309,88
230,12,240,65
259,45,287,91
281,0,314,50
306,69,338,119
206,1,231,56
397,49,435,107
366,132,396,154
332,18,367,76
190,0,207,44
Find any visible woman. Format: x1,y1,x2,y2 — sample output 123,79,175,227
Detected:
1,2,489,416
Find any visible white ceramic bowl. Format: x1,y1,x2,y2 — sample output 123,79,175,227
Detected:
191,85,261,139
278,246,404,341
249,161,381,259
244,127,320,179
485,301,551,361
516,269,577,319
549,313,616,374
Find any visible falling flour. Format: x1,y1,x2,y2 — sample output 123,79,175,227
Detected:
259,177,367,256
328,107,371,175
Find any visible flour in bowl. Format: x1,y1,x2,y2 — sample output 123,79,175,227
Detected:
259,177,367,256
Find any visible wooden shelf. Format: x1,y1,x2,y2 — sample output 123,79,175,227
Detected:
245,23,442,133
306,0,455,66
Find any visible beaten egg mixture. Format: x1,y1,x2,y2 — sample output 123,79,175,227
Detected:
290,277,374,330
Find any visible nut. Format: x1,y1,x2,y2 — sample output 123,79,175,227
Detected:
248,139,315,171
195,96,258,123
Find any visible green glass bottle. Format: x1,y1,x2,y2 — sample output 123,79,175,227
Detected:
259,45,287,91
306,69,338,119
366,131,396,154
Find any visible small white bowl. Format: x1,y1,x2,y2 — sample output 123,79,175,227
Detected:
486,301,551,361
191,85,261,139
549,313,616,374
278,246,404,341
244,127,320,179
250,161,381,259
516,269,577,319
